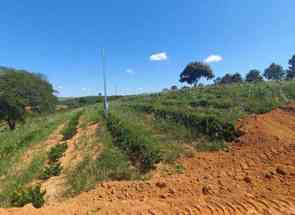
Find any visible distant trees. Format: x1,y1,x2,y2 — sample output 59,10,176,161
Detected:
215,73,243,85
171,85,178,91
287,55,295,80
245,69,263,82
0,67,57,130
263,63,285,80
180,62,214,86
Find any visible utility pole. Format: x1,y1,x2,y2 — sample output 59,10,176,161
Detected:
102,48,109,117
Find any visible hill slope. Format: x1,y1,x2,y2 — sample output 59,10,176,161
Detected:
2,104,295,214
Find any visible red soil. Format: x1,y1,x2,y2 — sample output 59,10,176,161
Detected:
2,105,295,214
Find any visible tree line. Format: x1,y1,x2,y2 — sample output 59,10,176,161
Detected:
0,67,57,130
179,54,295,87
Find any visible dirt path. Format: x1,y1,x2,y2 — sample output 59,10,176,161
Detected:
41,122,100,203
2,105,295,214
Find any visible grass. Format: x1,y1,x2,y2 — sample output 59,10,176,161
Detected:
0,110,73,207
0,111,69,179
62,110,83,141
0,154,47,207
195,141,228,152
39,162,63,180
48,143,68,163
65,109,138,196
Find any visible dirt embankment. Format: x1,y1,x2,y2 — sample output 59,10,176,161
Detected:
2,105,295,214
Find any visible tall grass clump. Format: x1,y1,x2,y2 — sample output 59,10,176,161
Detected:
62,110,83,140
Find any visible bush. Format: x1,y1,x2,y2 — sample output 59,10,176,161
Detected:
62,111,83,141
131,104,239,141
10,185,46,208
48,143,67,163
39,162,63,180
106,113,161,172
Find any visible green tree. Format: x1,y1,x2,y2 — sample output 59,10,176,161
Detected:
217,73,243,85
231,73,243,83
287,55,295,80
263,63,285,80
171,85,178,90
0,67,57,129
179,62,214,86
246,69,263,82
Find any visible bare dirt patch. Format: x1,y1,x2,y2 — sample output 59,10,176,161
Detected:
2,105,295,214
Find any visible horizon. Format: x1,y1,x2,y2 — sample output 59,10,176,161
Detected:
1,0,294,97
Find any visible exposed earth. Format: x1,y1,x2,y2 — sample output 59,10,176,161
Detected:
1,105,295,214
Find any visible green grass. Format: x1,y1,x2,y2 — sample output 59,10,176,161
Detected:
39,162,63,180
62,110,83,141
0,111,69,179
195,141,228,152
48,143,68,163
0,154,47,207
65,109,138,196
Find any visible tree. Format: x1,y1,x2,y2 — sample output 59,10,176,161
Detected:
287,55,295,80
217,73,243,85
231,73,243,83
179,62,214,86
0,67,57,129
171,85,178,90
245,69,263,82
263,63,285,80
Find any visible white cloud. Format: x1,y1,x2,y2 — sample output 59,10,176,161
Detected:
204,55,223,63
150,52,168,61
126,69,135,74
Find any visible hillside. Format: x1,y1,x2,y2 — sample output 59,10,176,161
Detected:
1,81,295,214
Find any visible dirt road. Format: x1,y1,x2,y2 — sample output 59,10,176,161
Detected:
2,105,295,214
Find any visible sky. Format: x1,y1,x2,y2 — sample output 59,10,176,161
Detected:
0,0,294,97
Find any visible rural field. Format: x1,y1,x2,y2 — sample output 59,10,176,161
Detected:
1,77,295,214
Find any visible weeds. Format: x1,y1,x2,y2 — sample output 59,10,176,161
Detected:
196,141,228,152
48,143,68,163
62,111,83,141
39,162,63,180
10,185,46,208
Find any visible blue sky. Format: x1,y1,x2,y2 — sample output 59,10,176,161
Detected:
0,0,294,96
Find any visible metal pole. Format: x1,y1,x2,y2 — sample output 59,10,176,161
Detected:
102,48,109,117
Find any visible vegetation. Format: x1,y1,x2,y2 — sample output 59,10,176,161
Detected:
48,143,68,163
287,55,295,80
0,67,57,129
40,162,63,180
215,73,243,85
10,185,45,208
245,69,263,82
66,108,137,196
263,63,285,80
106,112,161,172
180,62,214,86
62,111,83,140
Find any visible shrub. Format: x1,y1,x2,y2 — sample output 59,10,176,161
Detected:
39,162,63,180
106,113,161,172
62,111,83,141
10,185,46,208
48,143,67,163
131,104,239,141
